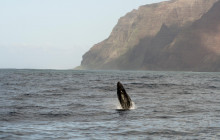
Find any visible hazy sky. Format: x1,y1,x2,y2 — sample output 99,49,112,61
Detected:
0,0,167,69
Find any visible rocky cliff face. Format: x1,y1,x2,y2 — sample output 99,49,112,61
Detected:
80,0,220,72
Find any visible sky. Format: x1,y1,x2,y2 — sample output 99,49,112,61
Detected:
0,0,167,69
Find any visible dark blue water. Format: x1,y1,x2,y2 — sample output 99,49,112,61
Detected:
0,69,220,139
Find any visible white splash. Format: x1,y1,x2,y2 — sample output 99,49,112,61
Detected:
116,101,136,110
116,102,122,109
130,101,136,110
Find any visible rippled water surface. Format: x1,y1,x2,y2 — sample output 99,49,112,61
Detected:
0,69,220,139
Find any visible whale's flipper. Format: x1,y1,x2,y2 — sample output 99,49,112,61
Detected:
117,82,132,109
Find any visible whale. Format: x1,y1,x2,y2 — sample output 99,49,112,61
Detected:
117,82,133,109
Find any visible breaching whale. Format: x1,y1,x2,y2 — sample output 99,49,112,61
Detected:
117,82,133,109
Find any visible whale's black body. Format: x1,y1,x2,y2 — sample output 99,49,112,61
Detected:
117,82,133,109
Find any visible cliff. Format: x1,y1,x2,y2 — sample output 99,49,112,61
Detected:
80,0,220,72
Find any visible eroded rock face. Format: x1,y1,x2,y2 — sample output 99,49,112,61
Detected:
80,0,220,72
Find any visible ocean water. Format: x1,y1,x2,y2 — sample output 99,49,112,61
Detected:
0,69,220,140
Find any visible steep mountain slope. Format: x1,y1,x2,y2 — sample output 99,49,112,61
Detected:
158,0,220,71
80,0,219,71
